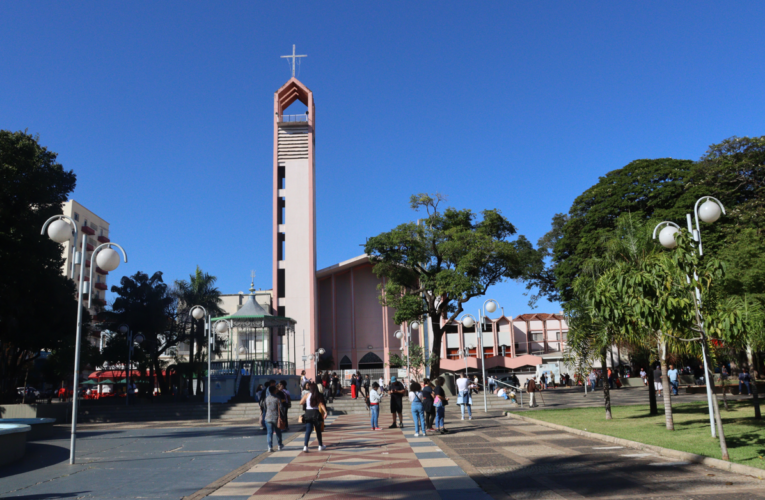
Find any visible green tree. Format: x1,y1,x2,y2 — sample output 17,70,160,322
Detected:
364,193,541,378
102,271,179,395
388,344,437,382
0,130,79,401
173,267,224,396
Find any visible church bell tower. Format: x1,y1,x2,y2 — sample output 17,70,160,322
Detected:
272,73,317,376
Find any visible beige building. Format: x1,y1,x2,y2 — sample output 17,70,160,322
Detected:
60,200,111,315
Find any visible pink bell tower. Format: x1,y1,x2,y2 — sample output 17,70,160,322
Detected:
272,76,317,377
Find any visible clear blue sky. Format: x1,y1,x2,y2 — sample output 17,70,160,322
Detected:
3,2,764,318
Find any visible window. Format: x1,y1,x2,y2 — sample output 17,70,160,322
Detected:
561,331,568,341
74,212,80,221
84,219,88,227
531,332,544,342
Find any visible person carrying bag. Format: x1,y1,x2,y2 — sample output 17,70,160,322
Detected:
299,382,326,452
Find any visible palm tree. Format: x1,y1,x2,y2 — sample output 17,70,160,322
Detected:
174,267,225,396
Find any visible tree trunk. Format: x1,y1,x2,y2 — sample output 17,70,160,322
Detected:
647,364,658,415
659,350,674,431
429,315,444,378
601,348,612,420
720,375,730,411
747,344,761,420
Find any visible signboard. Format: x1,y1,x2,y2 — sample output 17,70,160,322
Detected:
536,363,561,384
397,369,407,379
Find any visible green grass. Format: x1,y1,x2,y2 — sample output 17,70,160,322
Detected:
519,400,765,469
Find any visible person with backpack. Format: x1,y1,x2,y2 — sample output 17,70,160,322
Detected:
408,381,427,437
264,385,284,452
299,382,327,452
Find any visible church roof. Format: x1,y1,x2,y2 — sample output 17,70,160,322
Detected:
276,77,312,110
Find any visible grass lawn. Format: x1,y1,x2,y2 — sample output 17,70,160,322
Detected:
520,400,765,470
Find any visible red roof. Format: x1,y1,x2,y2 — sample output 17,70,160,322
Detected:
89,369,167,379
515,313,565,321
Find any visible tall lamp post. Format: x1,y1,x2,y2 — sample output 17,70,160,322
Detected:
41,216,127,465
461,299,500,413
191,306,212,423
394,321,420,384
307,348,326,379
653,196,726,440
119,324,144,407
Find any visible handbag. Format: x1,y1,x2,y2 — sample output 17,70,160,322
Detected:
277,400,287,430
298,414,305,424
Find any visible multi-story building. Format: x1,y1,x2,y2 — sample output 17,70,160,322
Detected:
60,200,111,318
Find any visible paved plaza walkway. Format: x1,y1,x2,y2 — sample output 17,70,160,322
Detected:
204,413,490,500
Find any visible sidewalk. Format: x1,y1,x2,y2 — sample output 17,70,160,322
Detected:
205,413,491,499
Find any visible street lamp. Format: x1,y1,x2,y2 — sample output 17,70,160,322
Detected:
394,321,419,384
652,196,726,439
120,324,144,407
190,306,214,423
41,215,127,465
460,298,500,412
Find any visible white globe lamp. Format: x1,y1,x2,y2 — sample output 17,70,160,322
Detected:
395,331,403,340
191,307,205,320
47,219,72,243
239,346,245,354
96,248,121,272
134,334,144,344
118,325,129,334
411,321,419,331
462,316,475,329
485,301,497,313
216,322,229,334
318,348,326,355
658,226,680,249
699,200,722,224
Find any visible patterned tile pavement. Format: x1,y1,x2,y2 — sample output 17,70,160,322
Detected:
206,413,491,499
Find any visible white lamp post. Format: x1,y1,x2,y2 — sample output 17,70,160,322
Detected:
41,216,127,465
652,196,726,439
461,298,499,413
191,305,213,423
394,321,420,384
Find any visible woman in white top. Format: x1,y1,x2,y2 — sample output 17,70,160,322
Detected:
408,381,426,436
369,382,382,430
299,382,326,452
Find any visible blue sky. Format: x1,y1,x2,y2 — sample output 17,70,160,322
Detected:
3,2,764,318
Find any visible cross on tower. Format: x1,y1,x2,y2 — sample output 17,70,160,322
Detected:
281,44,307,78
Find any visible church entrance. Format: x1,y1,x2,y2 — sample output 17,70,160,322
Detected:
357,352,385,384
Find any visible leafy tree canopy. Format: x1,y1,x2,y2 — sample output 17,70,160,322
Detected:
364,193,542,377
0,130,78,400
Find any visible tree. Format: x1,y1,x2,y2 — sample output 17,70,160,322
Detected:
388,344,437,383
102,271,179,395
0,130,79,401
364,193,541,378
173,267,224,396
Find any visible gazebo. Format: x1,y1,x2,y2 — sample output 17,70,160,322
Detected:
211,294,297,376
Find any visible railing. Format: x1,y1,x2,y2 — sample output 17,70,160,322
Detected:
279,114,308,123
211,360,296,377
492,379,524,407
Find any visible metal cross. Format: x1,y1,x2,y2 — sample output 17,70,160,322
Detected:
281,44,307,78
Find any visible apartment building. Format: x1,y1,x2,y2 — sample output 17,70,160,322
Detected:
60,200,111,316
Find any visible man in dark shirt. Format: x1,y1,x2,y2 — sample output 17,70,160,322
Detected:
388,376,406,429
739,369,752,395
362,375,370,399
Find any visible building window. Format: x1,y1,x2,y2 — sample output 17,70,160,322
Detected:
531,332,544,342
74,212,80,221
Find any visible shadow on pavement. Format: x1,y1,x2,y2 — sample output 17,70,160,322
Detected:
0,493,90,499
0,443,70,479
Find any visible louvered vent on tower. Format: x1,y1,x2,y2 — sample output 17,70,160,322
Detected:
277,126,309,160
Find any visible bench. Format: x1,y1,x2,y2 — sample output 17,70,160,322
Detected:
0,423,31,465
1,418,57,441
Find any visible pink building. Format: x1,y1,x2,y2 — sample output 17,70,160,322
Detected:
266,74,567,382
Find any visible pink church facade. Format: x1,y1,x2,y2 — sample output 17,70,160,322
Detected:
268,76,567,382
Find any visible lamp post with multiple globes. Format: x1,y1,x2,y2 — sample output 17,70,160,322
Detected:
41,215,128,465
460,299,500,413
394,321,420,384
653,196,727,453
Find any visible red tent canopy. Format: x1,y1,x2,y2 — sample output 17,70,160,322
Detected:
89,369,168,380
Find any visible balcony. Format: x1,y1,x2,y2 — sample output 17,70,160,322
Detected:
81,226,95,236
94,283,108,291
97,235,110,243
85,260,90,267
86,243,94,252
95,267,108,275
79,276,90,282
278,114,309,124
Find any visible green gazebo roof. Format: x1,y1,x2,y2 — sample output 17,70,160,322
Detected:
211,294,296,331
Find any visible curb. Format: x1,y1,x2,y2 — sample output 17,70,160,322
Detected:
504,411,765,480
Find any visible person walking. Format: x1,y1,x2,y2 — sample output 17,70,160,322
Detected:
668,364,679,396
421,378,435,431
388,376,406,428
356,372,363,398
350,374,358,399
264,385,284,452
653,365,663,397
588,370,597,392
739,368,752,395
527,377,539,408
369,382,382,430
640,367,647,387
362,375,371,399
433,377,449,434
409,381,427,437
300,370,309,387
259,380,274,429
456,373,474,421
277,380,291,431
299,382,327,452
488,375,496,393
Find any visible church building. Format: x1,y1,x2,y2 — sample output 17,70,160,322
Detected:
219,68,568,384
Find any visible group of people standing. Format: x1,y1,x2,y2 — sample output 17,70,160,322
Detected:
367,375,452,436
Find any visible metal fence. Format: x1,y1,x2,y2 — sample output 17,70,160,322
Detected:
211,360,295,377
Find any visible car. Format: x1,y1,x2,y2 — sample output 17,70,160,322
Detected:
16,386,40,397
